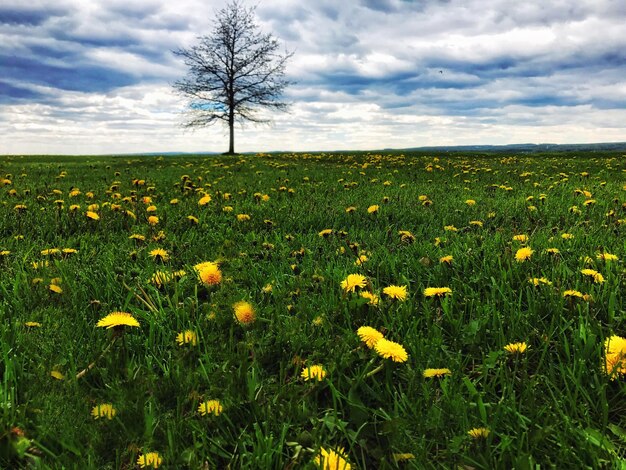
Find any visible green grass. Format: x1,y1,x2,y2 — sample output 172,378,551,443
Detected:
0,150,625,469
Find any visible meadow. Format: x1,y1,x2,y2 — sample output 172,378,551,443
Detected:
0,150,625,469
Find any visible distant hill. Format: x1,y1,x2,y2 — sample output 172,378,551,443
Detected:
395,142,626,153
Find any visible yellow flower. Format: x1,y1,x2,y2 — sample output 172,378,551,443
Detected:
529,277,552,286
41,248,61,256
48,284,63,294
423,368,452,378
319,229,333,237
85,211,99,220
24,321,42,327
340,274,367,293
137,452,162,469
198,194,212,206
345,206,356,213
357,326,383,348
360,291,379,306
581,269,605,284
129,234,146,241
315,447,351,470
444,225,458,232
503,342,527,354
91,403,116,420
513,234,528,243
374,338,408,362
424,287,452,298
237,213,250,221
301,365,327,381
176,330,198,346
355,254,368,266
96,311,140,329
149,248,169,262
561,233,574,240
597,253,618,261
382,285,408,301
439,255,453,264
465,199,476,206
398,230,415,243
605,336,626,378
148,215,159,226
468,427,490,439
367,205,379,214
187,215,199,224
545,248,560,255
469,220,483,227
198,399,223,416
146,205,157,213
393,453,415,462
515,247,533,262
50,370,65,380
195,261,222,286
233,301,255,325
563,289,584,299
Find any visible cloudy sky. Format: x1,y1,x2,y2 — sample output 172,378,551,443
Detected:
1,0,625,154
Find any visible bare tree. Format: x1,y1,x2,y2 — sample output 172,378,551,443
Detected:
173,0,292,154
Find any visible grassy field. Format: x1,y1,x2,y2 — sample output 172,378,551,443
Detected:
0,150,625,469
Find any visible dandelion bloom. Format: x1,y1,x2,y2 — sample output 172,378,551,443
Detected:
423,368,452,378
236,213,251,222
345,206,356,213
468,427,490,439
444,225,458,232
563,289,584,299
97,311,140,329
85,211,99,220
605,335,626,378
198,195,211,206
198,399,223,416
24,321,42,327
137,452,162,469
233,301,255,325
424,287,452,298
382,285,408,301
545,248,560,255
439,255,453,264
148,216,159,226
581,269,605,284
149,248,169,262
367,205,379,214
340,274,367,293
301,365,327,381
357,326,383,348
50,370,65,380
91,403,116,420
176,330,198,346
48,284,63,294
318,229,333,237
355,254,368,266
597,253,618,261
393,453,415,462
374,338,408,362
503,342,527,354
470,220,483,227
195,261,222,286
515,247,533,262
315,447,351,470
187,215,199,224
398,230,415,243
561,233,574,239
360,291,379,306
529,277,552,286
513,234,528,243
465,199,476,206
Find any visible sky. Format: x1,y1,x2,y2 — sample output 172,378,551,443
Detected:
1,0,626,154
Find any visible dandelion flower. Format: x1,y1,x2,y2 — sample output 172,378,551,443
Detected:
198,195,211,206
360,291,379,306
444,225,458,232
340,274,367,293
91,403,116,420
423,368,452,378
503,342,527,354
85,211,99,220
357,326,383,348
597,253,618,261
49,284,63,294
236,214,250,221
605,336,626,378
393,453,415,462
315,447,351,470
424,287,452,298
563,289,584,299
97,311,140,329
398,230,415,243
198,399,223,416
468,427,490,439
301,365,327,381
561,233,574,240
195,261,222,286
374,338,408,362
515,247,533,262
149,248,169,262
581,269,605,284
137,452,162,469
50,370,65,380
465,199,476,206
382,285,408,301
439,255,453,264
233,301,255,325
24,321,42,327
176,330,198,346
367,205,379,214
513,234,528,243
545,248,560,255
148,215,159,226
529,277,552,286
318,229,333,237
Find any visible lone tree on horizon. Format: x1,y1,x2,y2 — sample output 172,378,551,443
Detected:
173,0,292,155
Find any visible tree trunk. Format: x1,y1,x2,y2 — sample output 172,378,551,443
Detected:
227,109,235,154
